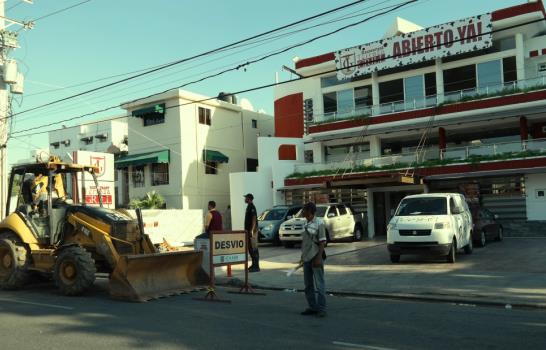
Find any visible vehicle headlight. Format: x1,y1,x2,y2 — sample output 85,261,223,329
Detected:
264,224,273,231
387,223,397,231
434,222,451,229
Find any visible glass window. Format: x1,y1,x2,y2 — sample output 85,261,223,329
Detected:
205,161,218,175
443,64,476,93
379,79,404,103
323,92,337,114
337,205,347,215
493,37,516,51
503,56,517,83
355,85,372,107
143,113,165,126
326,206,339,217
151,163,169,186
337,89,354,116
396,197,448,216
199,107,211,126
404,75,425,107
251,119,257,128
477,60,502,90
321,75,340,88
424,72,436,96
261,209,287,221
315,206,328,218
132,166,145,188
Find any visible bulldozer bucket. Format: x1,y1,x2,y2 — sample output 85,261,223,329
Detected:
109,250,209,302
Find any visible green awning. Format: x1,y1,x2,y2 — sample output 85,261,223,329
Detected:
203,149,229,163
132,103,165,117
115,150,170,168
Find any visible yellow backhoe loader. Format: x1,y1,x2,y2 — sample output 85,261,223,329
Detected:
0,156,208,301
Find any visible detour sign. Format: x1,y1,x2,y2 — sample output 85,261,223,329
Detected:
212,232,246,265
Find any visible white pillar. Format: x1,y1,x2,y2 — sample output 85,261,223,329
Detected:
369,135,381,158
366,189,375,238
312,142,324,163
372,71,380,115
435,58,444,104
515,33,525,81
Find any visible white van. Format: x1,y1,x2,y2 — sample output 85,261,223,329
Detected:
387,193,473,263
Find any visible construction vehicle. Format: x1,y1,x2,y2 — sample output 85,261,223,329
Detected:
0,156,208,301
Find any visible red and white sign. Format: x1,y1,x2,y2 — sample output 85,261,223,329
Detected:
336,14,492,80
84,185,114,205
74,151,116,208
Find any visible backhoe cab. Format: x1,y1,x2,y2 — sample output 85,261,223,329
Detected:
0,156,207,301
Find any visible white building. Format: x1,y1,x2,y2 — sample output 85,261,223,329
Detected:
48,117,128,156
118,89,274,213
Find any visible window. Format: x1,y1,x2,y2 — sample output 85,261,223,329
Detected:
443,64,476,93
323,92,337,114
354,85,372,108
379,79,404,103
132,165,145,188
251,119,258,128
81,136,93,145
327,206,339,218
539,62,546,73
424,72,436,96
396,197,448,216
199,107,211,126
151,163,169,186
205,161,218,174
321,75,340,88
336,205,347,216
304,150,314,163
246,158,258,172
50,142,60,149
337,89,354,116
493,37,516,51
477,59,502,91
143,114,165,126
404,75,425,107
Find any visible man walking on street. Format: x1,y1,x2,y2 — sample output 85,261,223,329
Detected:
244,193,260,272
204,201,223,234
300,202,327,317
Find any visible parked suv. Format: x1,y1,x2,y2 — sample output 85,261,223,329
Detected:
258,205,302,244
387,193,473,263
279,203,366,248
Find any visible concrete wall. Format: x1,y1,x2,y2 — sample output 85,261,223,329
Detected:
526,173,546,221
229,172,272,231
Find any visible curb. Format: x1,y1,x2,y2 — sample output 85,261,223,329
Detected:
217,279,546,310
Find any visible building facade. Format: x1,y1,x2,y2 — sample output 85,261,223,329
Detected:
270,1,546,237
118,89,274,213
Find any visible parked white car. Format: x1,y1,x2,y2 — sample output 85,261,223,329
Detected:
387,193,473,263
279,203,366,248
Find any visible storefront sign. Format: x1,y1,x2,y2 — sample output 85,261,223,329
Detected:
335,14,492,80
212,232,246,265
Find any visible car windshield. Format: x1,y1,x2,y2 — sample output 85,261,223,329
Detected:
396,197,447,216
259,208,287,221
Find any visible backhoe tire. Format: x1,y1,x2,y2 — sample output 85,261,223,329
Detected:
0,232,31,290
54,246,96,296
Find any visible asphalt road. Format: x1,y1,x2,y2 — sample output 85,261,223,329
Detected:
1,279,545,350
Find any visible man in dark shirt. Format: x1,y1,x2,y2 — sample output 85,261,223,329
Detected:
204,201,223,234
244,193,260,272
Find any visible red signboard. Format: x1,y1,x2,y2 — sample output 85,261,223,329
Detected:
85,195,113,205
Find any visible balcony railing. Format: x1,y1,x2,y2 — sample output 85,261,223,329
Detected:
310,76,546,126
291,138,546,177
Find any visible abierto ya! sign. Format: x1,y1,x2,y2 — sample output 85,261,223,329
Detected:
335,13,492,80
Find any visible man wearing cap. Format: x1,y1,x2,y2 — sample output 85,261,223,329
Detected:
244,193,260,272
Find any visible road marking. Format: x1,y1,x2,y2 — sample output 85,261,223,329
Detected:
333,341,397,350
0,297,74,310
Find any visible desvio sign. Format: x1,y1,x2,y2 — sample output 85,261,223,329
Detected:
212,232,246,265
335,13,492,80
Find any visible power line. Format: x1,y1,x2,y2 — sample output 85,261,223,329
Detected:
14,1,535,139
32,0,93,22
9,0,372,118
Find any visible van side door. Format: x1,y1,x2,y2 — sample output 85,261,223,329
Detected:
326,205,340,239
449,197,463,247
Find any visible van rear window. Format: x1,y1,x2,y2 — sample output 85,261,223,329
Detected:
396,197,448,216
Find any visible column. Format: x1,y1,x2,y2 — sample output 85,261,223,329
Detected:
435,58,444,104
515,33,525,81
369,135,381,158
372,71,380,115
366,188,375,238
311,142,324,163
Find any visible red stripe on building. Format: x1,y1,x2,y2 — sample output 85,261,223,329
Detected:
531,50,539,57
542,48,546,55
308,89,546,134
294,52,335,70
284,157,546,187
491,1,546,21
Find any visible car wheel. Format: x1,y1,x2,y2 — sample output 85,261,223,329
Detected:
390,254,400,263
476,230,486,247
283,242,295,249
464,235,473,254
446,238,456,263
353,225,363,242
496,226,504,242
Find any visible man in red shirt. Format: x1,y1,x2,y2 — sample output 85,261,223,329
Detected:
204,201,223,234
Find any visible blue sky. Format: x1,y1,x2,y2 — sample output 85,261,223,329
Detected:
6,0,524,164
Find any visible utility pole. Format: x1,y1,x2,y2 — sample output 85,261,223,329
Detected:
0,0,34,220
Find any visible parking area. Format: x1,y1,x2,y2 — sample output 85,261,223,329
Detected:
222,237,546,307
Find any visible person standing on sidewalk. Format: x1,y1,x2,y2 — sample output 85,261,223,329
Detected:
300,202,327,318
244,193,260,272
204,201,223,234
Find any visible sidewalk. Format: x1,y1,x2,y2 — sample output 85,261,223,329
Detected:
218,237,546,308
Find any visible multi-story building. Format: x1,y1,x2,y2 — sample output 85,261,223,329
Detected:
118,89,274,212
270,1,546,237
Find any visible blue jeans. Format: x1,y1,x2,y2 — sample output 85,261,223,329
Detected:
303,260,326,312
